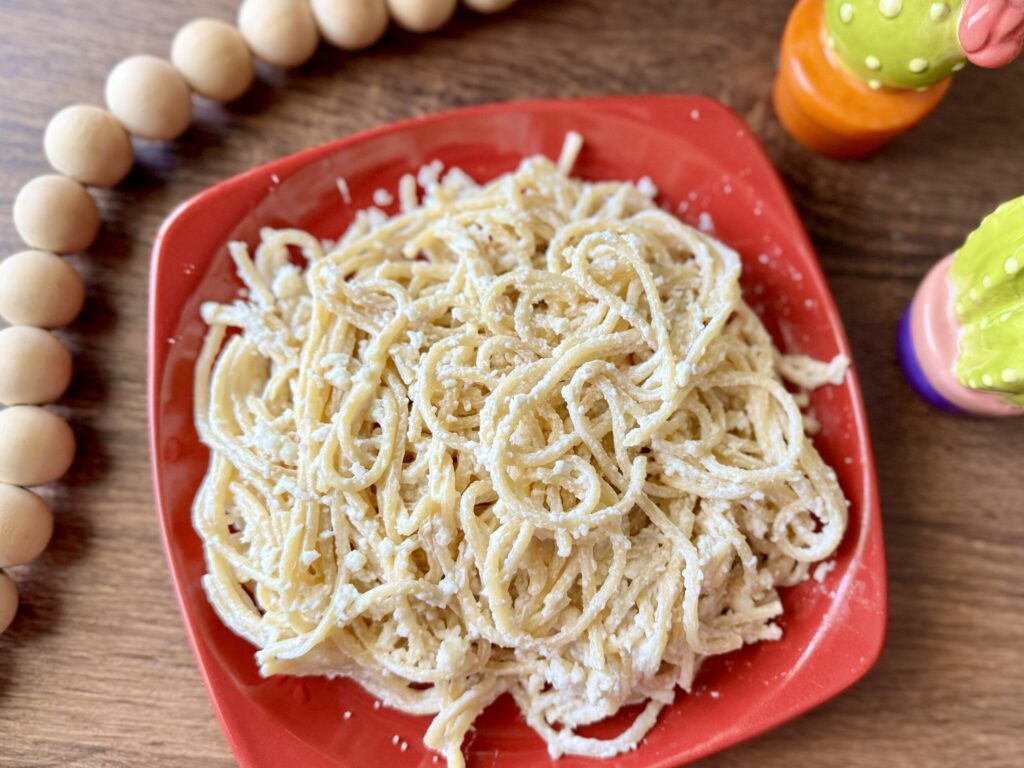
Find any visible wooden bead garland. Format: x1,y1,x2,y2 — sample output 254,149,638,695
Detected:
0,326,73,406
0,572,17,635
0,483,54,569
44,105,134,189
386,0,458,33
0,405,76,488
463,0,517,12
0,250,85,329
238,0,320,68
311,0,390,50
105,55,193,141
13,175,100,255
172,19,255,102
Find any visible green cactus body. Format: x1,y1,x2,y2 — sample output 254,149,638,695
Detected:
949,196,1024,406
824,0,968,89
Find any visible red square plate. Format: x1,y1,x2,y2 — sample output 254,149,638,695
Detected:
148,95,885,768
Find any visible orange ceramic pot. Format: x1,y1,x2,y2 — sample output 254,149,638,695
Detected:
773,0,952,159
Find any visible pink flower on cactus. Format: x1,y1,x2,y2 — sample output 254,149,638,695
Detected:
960,0,1024,68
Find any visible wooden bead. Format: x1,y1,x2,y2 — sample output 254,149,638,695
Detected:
386,0,456,32
12,175,100,255
105,55,193,141
172,19,255,102
311,0,389,50
0,251,85,329
463,0,516,12
43,105,134,188
0,484,54,569
0,406,76,487
238,0,320,68
0,572,17,635
0,326,73,406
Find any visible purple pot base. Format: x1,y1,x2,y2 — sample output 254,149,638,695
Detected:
897,304,963,414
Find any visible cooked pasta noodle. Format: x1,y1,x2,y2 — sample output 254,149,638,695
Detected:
193,139,849,766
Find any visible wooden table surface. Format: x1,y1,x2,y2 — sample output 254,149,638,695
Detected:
1,1,1022,766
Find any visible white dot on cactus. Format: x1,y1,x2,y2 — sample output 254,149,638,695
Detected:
982,374,994,387
840,3,854,22
909,58,930,73
865,55,881,70
969,288,979,301
1000,312,1012,323
879,0,902,18
828,34,837,50
952,61,966,72
1006,257,1021,275
868,79,882,90
1003,369,1020,384
981,317,991,329
930,2,950,21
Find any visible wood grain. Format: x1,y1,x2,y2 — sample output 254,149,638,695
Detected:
1,1,1022,766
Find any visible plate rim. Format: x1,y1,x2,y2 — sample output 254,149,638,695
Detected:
148,93,887,768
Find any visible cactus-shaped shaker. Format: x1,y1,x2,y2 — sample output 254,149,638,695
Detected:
899,195,1024,416
825,0,968,90
774,0,1024,159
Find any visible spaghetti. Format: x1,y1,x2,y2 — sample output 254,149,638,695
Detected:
193,139,848,766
